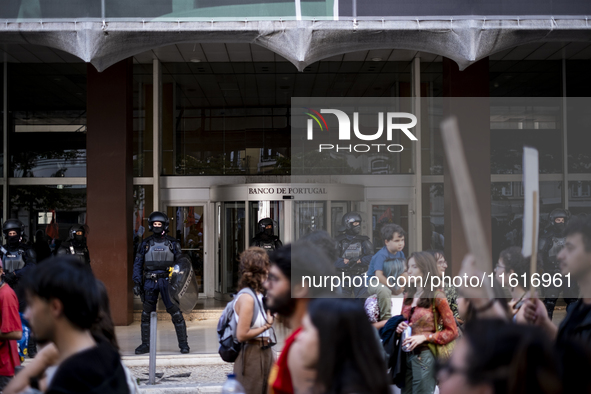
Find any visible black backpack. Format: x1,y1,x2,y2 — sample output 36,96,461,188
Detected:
217,288,261,362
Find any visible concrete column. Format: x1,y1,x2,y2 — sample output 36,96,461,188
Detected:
442,58,492,275
87,59,134,325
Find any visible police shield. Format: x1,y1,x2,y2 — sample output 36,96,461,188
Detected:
168,254,199,314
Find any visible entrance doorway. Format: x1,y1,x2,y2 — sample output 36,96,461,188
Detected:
166,205,206,294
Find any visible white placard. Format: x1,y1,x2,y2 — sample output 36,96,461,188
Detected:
522,147,539,258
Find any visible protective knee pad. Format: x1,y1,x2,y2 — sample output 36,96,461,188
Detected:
143,302,157,314
141,310,151,323
170,310,184,324
166,304,180,315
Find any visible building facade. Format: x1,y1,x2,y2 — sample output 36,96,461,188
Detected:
1,0,590,324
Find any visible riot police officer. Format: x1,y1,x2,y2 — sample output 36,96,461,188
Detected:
1,219,37,358
132,212,190,354
56,224,91,265
250,218,283,252
540,208,578,319
335,212,374,298
0,219,36,308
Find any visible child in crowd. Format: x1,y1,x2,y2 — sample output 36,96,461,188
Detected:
367,224,406,323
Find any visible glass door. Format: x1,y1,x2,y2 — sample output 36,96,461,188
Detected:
166,206,205,294
371,204,410,256
293,201,326,241
330,201,350,238
215,202,246,299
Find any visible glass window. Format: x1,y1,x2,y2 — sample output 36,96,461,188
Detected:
490,97,563,174
569,181,591,217
133,64,153,177
133,185,153,249
490,60,562,98
162,60,411,175
293,201,326,241
422,183,444,251
249,201,284,242
9,185,86,242
491,181,562,259
566,97,591,173
9,64,86,178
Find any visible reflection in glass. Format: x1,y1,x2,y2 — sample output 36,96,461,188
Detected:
490,98,562,174
293,201,325,241
422,183,444,251
249,201,284,243
164,60,411,175
569,181,591,218
167,206,205,293
491,181,562,260
9,185,86,242
331,201,350,238
133,64,153,177
221,202,245,294
9,64,87,178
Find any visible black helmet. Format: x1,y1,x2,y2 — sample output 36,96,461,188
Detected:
148,211,169,234
339,212,363,234
2,219,24,237
549,208,570,224
68,224,86,244
258,218,274,236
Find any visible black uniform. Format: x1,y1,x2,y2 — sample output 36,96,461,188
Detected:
0,242,36,311
56,241,91,265
250,218,283,252
132,212,189,354
540,210,579,319
56,225,91,265
334,212,374,298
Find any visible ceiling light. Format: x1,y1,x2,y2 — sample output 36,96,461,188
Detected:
190,58,201,63
371,57,382,62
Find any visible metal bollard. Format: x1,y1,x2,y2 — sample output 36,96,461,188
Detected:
148,311,157,385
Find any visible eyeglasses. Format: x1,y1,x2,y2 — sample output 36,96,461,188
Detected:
435,360,468,381
494,264,505,271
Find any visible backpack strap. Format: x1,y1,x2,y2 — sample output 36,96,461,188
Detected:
235,288,261,328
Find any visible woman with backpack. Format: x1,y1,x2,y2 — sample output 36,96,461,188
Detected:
233,247,275,394
395,251,458,394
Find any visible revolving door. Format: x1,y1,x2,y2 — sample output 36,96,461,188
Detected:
212,183,365,300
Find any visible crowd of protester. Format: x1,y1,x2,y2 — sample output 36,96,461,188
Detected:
3,215,591,393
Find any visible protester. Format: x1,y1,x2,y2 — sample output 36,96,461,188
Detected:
23,257,129,393
293,298,390,394
6,277,138,394
365,257,406,328
0,259,22,392
438,319,562,394
428,250,460,325
233,247,275,394
395,251,458,394
493,247,533,321
521,216,591,393
265,241,335,394
367,224,406,323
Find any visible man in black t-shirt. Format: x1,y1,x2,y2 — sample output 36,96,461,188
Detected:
523,217,591,392
23,257,129,394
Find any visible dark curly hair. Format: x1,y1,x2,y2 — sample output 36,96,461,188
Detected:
238,247,270,293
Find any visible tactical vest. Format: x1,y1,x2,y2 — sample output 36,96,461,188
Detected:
66,245,90,265
341,241,363,261
257,239,276,252
1,246,25,273
144,238,175,271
